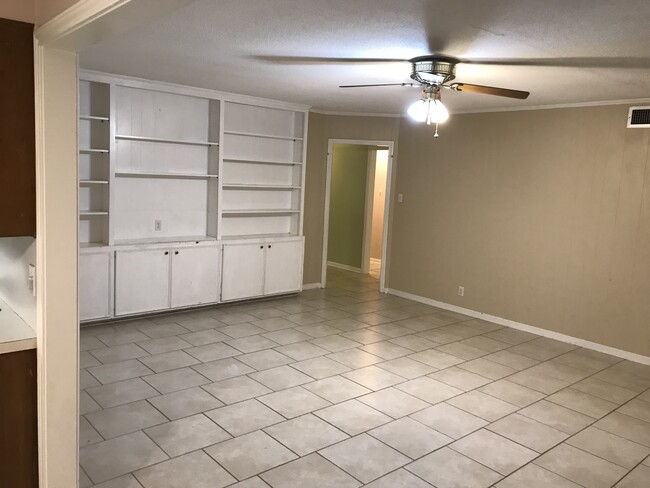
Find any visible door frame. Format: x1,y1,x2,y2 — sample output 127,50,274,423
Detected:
321,139,395,292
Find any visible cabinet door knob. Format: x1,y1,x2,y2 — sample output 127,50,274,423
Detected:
164,251,169,255
268,245,272,249
260,245,264,249
174,251,179,255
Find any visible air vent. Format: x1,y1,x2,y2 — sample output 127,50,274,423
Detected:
628,106,650,128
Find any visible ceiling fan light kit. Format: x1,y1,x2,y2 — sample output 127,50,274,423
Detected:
407,89,449,125
336,55,531,136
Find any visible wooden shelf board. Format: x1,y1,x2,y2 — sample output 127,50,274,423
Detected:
79,115,109,121
222,184,300,190
221,209,300,216
79,180,109,185
222,157,302,166
115,171,219,180
79,211,108,216
115,134,219,147
223,130,303,142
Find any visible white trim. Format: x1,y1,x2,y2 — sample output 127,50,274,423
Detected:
302,283,322,290
386,288,650,366
369,258,381,266
312,98,650,120
321,139,394,291
311,109,402,118
327,261,363,273
361,148,377,274
35,0,129,45
80,69,311,113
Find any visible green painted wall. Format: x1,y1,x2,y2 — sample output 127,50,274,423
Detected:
328,144,368,268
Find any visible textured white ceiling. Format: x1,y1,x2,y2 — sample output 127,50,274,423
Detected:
79,0,650,114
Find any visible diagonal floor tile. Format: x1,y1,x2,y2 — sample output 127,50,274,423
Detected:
260,453,361,488
303,375,371,403
85,400,167,439
315,399,392,435
258,386,331,418
134,450,235,488
406,447,502,488
535,443,627,488
369,417,453,459
451,429,538,475
320,433,409,483
206,430,297,480
80,431,168,484
206,398,283,436
264,414,348,455
144,413,230,457
358,387,429,418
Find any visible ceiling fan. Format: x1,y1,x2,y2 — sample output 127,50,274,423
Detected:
338,55,530,133
256,54,533,135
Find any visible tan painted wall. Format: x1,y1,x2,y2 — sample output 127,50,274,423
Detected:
303,112,400,284
370,150,388,259
0,0,35,23
389,105,650,357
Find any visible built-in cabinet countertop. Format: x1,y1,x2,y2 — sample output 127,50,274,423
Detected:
0,299,36,354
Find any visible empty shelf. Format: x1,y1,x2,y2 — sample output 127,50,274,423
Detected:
79,211,109,216
223,130,303,141
222,157,302,166
221,209,300,215
221,184,300,190
115,171,219,179
80,148,109,154
116,134,219,147
79,180,109,185
79,115,109,122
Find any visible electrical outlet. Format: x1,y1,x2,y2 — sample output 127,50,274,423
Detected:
458,286,465,297
397,193,404,203
154,220,162,231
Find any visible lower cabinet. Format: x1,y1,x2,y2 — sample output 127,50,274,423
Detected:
171,246,221,308
0,349,38,488
79,251,112,321
115,248,171,316
115,244,221,316
222,237,303,301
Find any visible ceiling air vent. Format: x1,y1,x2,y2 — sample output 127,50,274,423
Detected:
628,106,650,128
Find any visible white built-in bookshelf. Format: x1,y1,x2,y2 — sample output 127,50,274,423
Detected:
78,71,309,321
78,72,308,247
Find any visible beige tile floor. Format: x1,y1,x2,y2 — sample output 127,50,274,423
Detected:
79,267,650,488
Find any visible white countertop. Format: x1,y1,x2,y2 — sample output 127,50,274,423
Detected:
0,298,36,354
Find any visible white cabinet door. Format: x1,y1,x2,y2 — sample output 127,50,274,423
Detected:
79,252,112,321
171,246,220,308
264,239,303,295
115,249,170,316
221,243,265,301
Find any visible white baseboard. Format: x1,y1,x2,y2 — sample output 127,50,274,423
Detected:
327,261,363,273
386,287,650,366
302,283,322,290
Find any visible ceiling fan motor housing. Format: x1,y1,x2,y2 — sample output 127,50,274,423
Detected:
410,56,457,85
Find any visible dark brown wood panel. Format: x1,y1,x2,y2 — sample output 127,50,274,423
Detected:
0,18,36,237
0,348,38,487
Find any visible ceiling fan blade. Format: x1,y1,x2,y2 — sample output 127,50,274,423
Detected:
339,83,419,88
459,57,650,69
449,83,530,99
253,55,409,64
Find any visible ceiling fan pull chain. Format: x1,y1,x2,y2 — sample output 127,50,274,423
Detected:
434,123,440,138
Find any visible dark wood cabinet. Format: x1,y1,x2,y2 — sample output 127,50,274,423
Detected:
0,18,36,237
0,348,38,487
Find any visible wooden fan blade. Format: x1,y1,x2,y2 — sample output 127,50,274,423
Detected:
339,83,419,88
253,55,409,64
449,83,530,99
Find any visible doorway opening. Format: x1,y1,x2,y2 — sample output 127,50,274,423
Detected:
322,139,394,291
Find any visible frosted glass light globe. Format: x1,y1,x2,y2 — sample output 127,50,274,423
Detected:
407,98,449,124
